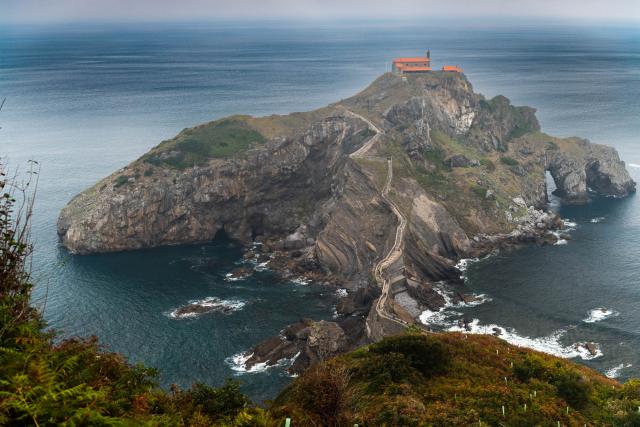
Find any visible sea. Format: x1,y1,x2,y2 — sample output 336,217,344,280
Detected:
1,21,639,401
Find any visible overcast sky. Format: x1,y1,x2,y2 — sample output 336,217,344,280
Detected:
2,0,639,24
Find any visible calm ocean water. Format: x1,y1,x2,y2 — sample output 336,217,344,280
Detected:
1,21,639,400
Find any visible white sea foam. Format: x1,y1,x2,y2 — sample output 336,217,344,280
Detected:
254,260,271,272
583,307,619,323
628,163,640,168
226,351,300,374
291,277,310,286
590,216,606,223
456,258,479,273
446,319,602,360
418,282,491,327
336,288,348,298
167,297,246,319
551,229,571,245
419,308,463,326
605,363,632,379
224,272,245,282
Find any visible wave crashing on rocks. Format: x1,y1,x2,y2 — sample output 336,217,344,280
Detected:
605,363,632,379
447,320,603,361
167,297,246,319
226,351,300,375
583,307,619,323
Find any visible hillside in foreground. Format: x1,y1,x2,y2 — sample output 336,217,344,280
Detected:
270,332,640,426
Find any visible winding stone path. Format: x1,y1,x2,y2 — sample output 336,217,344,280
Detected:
345,109,409,330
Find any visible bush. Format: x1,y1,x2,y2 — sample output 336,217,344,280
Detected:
186,379,249,420
513,354,547,382
471,185,488,199
552,368,591,408
369,334,449,377
291,363,352,427
500,156,519,166
480,158,496,171
113,175,130,188
355,352,415,389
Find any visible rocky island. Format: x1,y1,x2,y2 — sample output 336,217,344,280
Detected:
58,71,635,373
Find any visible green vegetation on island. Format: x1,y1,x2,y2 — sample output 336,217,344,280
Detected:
143,117,267,169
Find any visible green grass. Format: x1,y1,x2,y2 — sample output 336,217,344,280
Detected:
143,117,266,169
113,175,130,188
500,156,520,166
471,185,488,199
546,140,560,151
480,158,496,171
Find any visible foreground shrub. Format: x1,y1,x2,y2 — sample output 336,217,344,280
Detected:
289,363,352,427
369,333,449,377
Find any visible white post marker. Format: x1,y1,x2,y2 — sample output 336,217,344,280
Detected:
502,405,505,417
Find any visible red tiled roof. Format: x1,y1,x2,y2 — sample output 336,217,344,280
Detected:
442,65,463,72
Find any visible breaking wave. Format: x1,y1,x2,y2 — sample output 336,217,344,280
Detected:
290,277,310,286
583,307,619,323
551,218,576,245
226,351,300,374
590,216,606,223
456,257,479,273
446,319,602,361
418,282,491,327
167,297,246,319
628,163,640,168
605,363,632,379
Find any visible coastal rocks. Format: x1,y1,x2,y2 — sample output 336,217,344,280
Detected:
546,141,635,204
243,318,365,375
168,297,245,319
405,278,446,311
444,154,472,168
226,267,253,281
335,287,380,316
468,95,540,152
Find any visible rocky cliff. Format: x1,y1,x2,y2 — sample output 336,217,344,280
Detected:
58,72,635,371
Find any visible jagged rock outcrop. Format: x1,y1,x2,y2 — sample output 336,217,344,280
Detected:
58,71,635,371
546,139,635,203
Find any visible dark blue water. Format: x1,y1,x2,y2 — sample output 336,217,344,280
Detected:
1,22,639,398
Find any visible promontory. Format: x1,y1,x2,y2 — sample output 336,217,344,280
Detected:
58,71,635,369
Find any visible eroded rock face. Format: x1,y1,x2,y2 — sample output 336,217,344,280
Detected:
546,140,635,203
58,115,370,254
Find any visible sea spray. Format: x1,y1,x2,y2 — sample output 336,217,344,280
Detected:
446,319,602,361
167,297,246,319
605,363,632,379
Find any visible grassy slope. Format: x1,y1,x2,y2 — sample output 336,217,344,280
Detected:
271,332,640,426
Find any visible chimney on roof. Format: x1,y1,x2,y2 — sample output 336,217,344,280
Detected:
426,49,431,59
